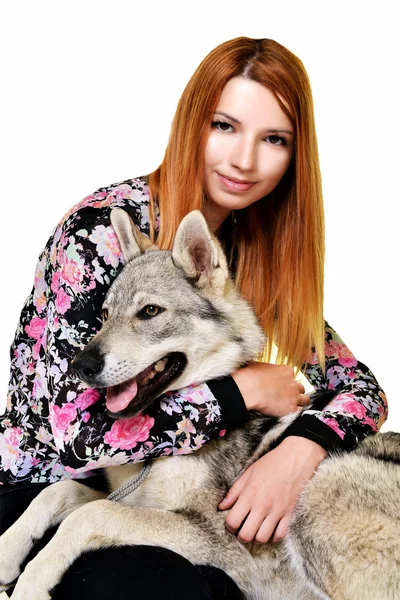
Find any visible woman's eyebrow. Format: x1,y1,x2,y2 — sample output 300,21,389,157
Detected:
214,110,241,124
213,111,294,135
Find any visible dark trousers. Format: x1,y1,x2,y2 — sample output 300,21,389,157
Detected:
0,476,244,599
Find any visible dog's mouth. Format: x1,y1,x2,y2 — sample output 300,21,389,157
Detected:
105,352,187,418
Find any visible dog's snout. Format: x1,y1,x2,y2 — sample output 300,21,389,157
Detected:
72,347,105,383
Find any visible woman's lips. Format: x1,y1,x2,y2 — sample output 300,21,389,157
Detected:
217,173,255,192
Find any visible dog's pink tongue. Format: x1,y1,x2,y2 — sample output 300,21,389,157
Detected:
106,379,138,413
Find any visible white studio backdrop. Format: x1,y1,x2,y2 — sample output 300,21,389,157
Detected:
0,1,399,430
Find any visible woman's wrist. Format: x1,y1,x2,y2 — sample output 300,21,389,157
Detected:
206,375,249,427
231,367,258,411
280,435,327,463
231,363,309,417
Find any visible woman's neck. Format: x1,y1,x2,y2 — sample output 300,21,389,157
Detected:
201,201,231,237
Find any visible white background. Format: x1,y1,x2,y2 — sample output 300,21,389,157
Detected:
0,1,399,430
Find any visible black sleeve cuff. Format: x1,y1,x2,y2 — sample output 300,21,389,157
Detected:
279,414,348,451
206,375,249,429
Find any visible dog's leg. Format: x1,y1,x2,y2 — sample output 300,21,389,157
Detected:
11,500,254,600
0,480,106,593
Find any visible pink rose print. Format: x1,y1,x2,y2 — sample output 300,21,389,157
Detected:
338,400,367,420
61,259,83,286
51,272,61,293
326,340,356,367
337,400,378,430
25,317,46,340
338,357,358,368
320,418,345,440
32,339,42,361
104,413,155,450
55,288,72,314
7,426,23,447
307,351,319,365
50,403,78,431
75,388,101,411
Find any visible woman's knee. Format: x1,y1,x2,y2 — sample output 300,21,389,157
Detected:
52,545,216,600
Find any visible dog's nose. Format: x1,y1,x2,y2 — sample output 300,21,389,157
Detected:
72,347,105,383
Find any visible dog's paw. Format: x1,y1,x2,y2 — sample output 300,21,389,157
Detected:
0,581,13,593
0,530,27,589
0,555,20,592
10,576,51,600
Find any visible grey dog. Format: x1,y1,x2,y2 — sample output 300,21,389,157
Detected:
0,209,399,600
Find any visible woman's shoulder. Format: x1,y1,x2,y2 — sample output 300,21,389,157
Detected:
60,175,153,233
36,175,156,273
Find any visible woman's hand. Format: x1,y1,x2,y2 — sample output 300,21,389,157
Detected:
218,436,327,544
232,362,310,416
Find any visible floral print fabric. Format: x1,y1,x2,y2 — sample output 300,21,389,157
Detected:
302,327,387,448
0,177,388,484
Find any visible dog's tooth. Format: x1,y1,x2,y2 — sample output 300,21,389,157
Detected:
154,358,168,373
142,369,158,385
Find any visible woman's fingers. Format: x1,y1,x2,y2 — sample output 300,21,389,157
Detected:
224,496,251,534
254,515,281,544
237,508,269,544
298,393,310,407
271,515,291,543
219,469,250,510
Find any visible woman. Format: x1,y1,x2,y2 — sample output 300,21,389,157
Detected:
0,37,387,599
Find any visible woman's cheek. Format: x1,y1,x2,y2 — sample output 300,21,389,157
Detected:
204,132,231,166
262,148,292,182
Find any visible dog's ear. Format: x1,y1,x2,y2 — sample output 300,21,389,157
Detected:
172,211,228,283
111,208,157,263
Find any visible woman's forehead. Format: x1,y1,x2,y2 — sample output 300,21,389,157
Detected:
215,77,294,134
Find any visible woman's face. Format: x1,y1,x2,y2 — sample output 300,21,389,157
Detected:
202,76,294,234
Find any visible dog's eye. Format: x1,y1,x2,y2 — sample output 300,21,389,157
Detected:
138,305,164,319
102,308,109,322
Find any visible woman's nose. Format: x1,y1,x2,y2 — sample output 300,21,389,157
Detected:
230,137,257,172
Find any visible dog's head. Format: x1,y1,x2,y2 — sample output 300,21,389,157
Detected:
72,209,264,418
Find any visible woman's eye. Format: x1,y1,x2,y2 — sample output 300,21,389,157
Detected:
265,135,286,146
212,120,234,133
102,308,109,322
138,305,164,319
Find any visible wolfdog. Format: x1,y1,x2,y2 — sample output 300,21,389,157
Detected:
0,209,399,600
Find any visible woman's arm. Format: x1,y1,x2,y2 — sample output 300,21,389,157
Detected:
280,321,388,449
0,178,244,484
219,322,388,544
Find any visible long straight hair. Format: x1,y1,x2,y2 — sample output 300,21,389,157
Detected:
148,37,325,370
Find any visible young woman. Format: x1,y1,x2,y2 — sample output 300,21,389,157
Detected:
0,37,387,599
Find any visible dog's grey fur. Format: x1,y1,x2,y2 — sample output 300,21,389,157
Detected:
1,209,399,600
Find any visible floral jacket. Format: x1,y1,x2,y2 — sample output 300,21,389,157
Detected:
0,177,388,485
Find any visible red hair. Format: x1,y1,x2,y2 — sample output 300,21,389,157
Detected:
148,37,325,370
